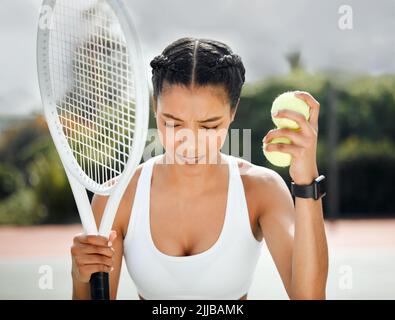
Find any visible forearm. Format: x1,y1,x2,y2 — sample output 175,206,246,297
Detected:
290,193,328,299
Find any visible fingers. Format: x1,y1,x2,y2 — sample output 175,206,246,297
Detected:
74,253,114,268
294,91,320,131
74,243,114,258
74,233,111,247
71,232,117,283
272,109,310,133
108,230,117,245
263,128,308,148
264,141,304,159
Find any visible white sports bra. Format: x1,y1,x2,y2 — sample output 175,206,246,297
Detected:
123,153,263,300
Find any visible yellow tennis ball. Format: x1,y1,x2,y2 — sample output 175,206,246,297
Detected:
262,137,292,167
271,91,310,129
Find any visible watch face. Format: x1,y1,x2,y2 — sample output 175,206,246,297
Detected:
316,175,327,199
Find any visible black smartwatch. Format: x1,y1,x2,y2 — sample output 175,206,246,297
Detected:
291,175,327,200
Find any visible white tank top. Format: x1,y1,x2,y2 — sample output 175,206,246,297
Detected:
123,153,263,300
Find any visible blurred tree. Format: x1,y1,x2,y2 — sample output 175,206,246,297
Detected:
0,163,24,200
27,143,77,223
0,115,78,224
238,69,395,217
0,188,46,225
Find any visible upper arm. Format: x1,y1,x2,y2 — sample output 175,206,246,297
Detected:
254,168,295,297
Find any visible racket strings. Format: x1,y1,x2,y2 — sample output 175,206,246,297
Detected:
48,0,137,187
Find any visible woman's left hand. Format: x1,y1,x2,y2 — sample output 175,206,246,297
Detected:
263,91,320,185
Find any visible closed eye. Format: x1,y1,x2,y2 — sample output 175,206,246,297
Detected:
164,122,180,128
202,125,219,129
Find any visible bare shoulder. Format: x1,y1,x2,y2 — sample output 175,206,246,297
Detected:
234,156,288,192
232,156,294,217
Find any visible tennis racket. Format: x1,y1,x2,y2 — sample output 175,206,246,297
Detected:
37,0,149,299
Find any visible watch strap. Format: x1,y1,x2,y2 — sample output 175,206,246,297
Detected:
291,175,326,200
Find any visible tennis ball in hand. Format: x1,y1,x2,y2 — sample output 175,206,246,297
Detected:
271,91,310,129
262,137,292,167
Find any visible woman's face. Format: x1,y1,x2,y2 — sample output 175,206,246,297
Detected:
155,84,236,165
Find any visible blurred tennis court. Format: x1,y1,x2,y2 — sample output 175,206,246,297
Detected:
1,219,394,299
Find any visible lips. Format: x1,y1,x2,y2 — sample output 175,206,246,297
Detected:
175,153,204,163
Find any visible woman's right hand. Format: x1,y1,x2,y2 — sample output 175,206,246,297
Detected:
71,230,117,283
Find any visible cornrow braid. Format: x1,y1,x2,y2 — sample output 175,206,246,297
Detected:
150,37,246,109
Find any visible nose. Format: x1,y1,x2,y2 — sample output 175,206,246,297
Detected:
175,127,205,157
180,133,198,157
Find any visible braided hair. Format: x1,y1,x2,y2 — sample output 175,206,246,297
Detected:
150,37,246,109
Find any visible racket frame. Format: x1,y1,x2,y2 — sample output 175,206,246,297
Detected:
37,0,149,238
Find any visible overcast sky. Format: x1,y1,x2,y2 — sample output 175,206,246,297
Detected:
0,0,394,116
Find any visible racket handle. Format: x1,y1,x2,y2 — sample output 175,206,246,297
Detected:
90,272,110,300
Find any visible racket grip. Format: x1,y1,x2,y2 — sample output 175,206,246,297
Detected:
90,272,110,300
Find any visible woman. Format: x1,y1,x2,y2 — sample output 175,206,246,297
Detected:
71,37,328,300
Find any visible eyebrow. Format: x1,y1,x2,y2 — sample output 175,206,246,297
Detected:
162,113,223,123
